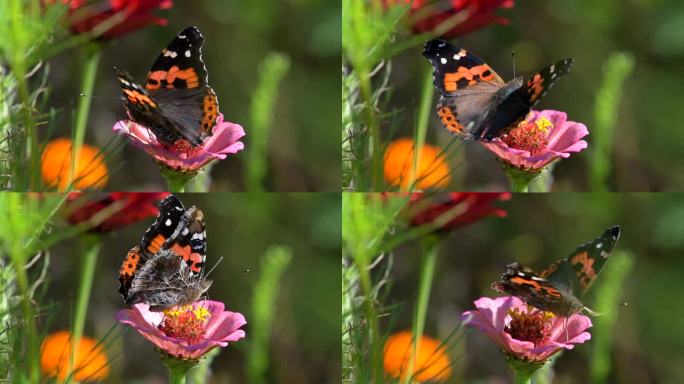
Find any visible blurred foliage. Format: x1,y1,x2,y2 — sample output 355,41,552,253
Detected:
246,245,293,384
381,193,684,383
590,52,635,192
246,53,291,193
45,0,340,191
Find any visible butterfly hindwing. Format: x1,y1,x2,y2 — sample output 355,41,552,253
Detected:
125,248,211,311
118,195,212,311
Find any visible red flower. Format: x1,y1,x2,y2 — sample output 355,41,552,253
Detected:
49,0,173,39
66,192,169,232
387,0,514,38
405,192,510,232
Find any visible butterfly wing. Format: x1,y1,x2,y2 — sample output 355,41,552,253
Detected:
423,39,505,96
541,225,621,297
115,27,217,146
125,249,211,311
436,82,510,140
480,58,574,140
423,40,517,140
492,262,573,314
119,195,208,307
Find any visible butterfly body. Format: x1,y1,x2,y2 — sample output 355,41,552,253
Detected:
119,195,212,311
117,26,219,147
423,39,573,141
492,226,621,317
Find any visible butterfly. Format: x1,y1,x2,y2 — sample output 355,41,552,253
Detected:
422,39,574,141
118,195,212,311
492,226,620,317
116,26,219,147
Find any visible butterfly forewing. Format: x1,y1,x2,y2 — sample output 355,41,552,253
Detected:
542,225,621,297
145,26,208,91
423,39,505,97
117,26,219,147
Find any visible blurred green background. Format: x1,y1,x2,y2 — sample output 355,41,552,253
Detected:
385,193,684,382
387,0,684,191
46,193,340,383
49,0,340,191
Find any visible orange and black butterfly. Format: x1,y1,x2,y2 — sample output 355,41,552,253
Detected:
423,39,573,141
116,26,219,147
492,226,621,317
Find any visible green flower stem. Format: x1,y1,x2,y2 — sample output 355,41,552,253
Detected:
355,247,383,381
506,355,545,384
408,64,434,191
403,236,439,384
69,235,101,379
71,44,102,188
503,163,541,193
160,166,198,192
159,350,201,384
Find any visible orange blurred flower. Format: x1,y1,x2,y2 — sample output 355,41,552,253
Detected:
41,138,109,191
384,138,451,190
40,331,109,382
383,331,452,382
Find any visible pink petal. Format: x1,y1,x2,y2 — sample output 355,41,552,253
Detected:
112,113,245,172
548,120,589,148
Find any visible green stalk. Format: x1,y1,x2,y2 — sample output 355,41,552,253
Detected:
355,248,383,380
503,164,541,193
69,235,101,380
409,64,434,191
159,350,200,384
358,65,382,190
169,370,187,384
506,355,544,384
70,44,102,188
160,166,198,192
403,236,439,384
12,249,38,382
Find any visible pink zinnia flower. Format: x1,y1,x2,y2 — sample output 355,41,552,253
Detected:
113,114,245,172
481,110,588,170
461,296,592,362
116,300,246,360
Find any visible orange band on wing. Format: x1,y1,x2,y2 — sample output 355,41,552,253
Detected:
443,64,495,91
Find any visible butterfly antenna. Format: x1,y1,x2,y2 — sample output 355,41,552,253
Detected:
582,306,603,316
511,51,516,78
203,256,224,278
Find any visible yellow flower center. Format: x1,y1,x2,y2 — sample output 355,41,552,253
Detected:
159,305,212,343
502,115,554,156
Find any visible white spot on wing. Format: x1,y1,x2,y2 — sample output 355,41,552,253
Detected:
596,243,603,249
440,58,447,64
165,219,172,227
185,50,191,58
